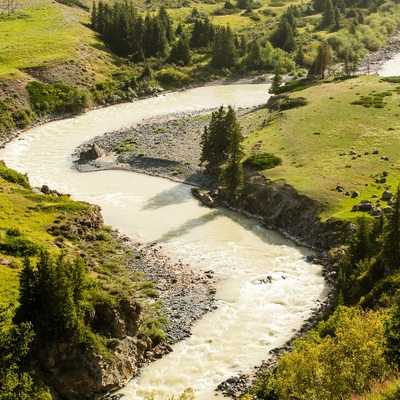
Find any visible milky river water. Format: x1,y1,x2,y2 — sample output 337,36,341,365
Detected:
0,84,329,399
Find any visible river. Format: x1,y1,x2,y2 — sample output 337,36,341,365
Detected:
0,84,328,399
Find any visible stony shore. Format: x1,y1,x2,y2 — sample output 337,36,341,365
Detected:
73,109,219,188
115,231,217,348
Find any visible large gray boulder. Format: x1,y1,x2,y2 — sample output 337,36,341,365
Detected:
79,144,105,160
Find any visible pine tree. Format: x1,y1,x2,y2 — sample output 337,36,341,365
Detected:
295,42,305,66
380,186,400,275
322,0,335,27
158,6,174,43
211,26,237,69
245,40,264,70
270,15,296,51
169,36,191,66
219,106,244,200
310,41,332,79
333,7,341,31
237,0,251,9
200,106,230,174
269,68,282,94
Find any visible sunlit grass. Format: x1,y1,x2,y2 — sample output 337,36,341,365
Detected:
0,0,99,76
244,75,400,220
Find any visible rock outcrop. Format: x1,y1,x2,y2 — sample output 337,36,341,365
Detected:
237,174,351,250
37,300,146,400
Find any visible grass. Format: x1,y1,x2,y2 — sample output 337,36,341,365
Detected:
0,0,111,78
0,164,167,343
243,75,400,220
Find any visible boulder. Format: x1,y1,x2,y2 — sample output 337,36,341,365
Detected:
357,200,374,211
382,190,393,201
191,187,215,208
80,144,105,160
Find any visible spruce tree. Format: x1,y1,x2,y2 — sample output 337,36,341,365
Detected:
200,106,230,174
269,68,282,94
245,40,263,70
322,0,335,27
219,106,244,200
380,186,400,275
169,36,191,66
211,26,237,69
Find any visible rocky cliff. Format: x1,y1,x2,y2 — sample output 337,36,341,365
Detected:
235,174,351,251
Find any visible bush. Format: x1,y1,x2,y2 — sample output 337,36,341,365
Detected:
156,68,191,87
243,153,282,170
27,81,92,116
269,307,390,400
0,164,30,189
0,236,39,256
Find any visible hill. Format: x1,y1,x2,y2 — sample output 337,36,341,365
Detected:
241,74,400,221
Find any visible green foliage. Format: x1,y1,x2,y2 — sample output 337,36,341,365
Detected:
92,2,174,59
261,307,389,400
243,153,282,170
116,136,137,154
22,192,89,213
336,189,400,306
15,251,95,344
139,315,167,346
385,291,400,367
0,306,50,399
27,81,91,117
0,163,30,189
351,91,393,108
211,25,238,69
0,236,40,257
156,68,191,87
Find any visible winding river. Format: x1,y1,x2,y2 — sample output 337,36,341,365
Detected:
1,84,328,399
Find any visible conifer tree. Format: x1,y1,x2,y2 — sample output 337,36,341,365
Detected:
245,40,264,70
269,68,283,94
169,36,191,66
322,0,335,27
211,26,237,69
270,15,296,52
380,186,400,275
310,41,332,79
219,106,244,199
200,106,230,174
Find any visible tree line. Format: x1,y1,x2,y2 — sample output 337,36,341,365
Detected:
90,0,293,72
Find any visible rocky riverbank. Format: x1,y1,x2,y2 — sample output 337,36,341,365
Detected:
73,109,218,187
114,231,217,348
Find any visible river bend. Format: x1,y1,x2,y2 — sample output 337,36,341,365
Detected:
0,84,328,399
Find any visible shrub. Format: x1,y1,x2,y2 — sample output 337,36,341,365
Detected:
156,68,191,87
0,236,39,256
243,153,282,170
268,307,390,400
27,81,92,116
0,164,30,189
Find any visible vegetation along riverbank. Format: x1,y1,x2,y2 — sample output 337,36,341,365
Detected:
1,0,400,398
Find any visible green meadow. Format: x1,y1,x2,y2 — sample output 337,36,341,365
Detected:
243,75,400,220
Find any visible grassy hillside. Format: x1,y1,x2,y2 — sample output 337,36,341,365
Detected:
242,74,400,220
0,161,162,323
0,0,114,82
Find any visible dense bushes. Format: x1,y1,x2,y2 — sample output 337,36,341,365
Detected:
243,153,282,170
0,162,30,188
252,307,390,400
27,81,92,116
